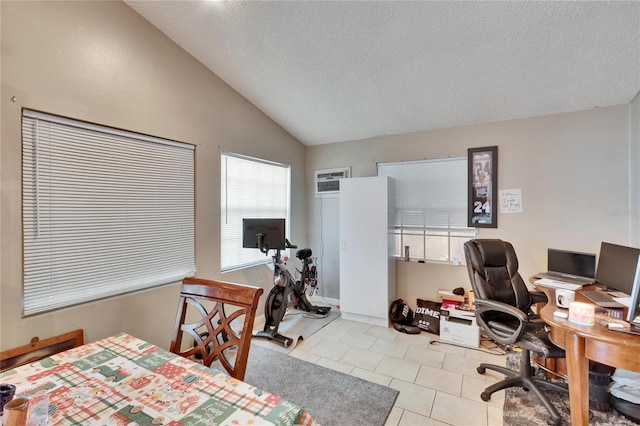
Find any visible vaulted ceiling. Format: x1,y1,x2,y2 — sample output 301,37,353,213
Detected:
126,1,640,146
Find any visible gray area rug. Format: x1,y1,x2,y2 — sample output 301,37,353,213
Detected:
502,352,637,426
245,343,399,426
252,309,341,354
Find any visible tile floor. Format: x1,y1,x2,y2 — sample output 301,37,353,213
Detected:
287,315,507,426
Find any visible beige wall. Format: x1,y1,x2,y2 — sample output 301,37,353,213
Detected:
0,1,307,350
307,105,635,305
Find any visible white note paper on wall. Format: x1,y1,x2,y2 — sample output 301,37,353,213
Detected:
499,189,523,213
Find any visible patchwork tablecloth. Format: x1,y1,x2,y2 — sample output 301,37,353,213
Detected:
0,333,318,426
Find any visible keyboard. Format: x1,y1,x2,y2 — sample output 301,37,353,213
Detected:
537,271,595,285
580,290,626,309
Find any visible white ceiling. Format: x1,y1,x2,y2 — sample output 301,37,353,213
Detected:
126,1,640,146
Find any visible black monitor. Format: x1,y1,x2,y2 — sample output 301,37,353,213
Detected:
242,218,286,252
595,242,640,295
627,254,640,324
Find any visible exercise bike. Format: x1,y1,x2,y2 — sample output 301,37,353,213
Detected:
254,237,331,347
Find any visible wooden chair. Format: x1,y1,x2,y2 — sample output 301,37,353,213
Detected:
170,277,263,381
0,329,84,372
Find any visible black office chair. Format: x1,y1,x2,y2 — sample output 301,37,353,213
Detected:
464,239,567,426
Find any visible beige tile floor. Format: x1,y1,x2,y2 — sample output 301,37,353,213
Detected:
287,316,508,426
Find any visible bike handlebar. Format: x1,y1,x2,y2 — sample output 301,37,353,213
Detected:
285,238,297,249
258,236,297,255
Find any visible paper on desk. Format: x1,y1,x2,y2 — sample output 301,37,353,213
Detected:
612,297,631,308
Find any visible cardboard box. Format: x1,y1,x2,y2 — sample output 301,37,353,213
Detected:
439,307,480,348
438,289,466,303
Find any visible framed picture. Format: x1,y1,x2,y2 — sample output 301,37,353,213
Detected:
468,146,498,228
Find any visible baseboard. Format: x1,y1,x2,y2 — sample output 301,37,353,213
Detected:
309,295,339,308
341,312,389,327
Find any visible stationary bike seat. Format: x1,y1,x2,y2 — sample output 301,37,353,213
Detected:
296,248,312,259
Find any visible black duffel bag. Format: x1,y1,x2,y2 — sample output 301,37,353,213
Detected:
389,298,414,325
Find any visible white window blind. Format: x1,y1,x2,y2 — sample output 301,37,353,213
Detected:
22,109,195,316
378,157,468,229
221,152,290,272
377,157,476,262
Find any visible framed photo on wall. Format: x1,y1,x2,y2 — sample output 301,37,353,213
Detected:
468,146,498,228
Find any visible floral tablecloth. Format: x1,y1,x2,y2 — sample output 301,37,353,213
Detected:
0,333,318,426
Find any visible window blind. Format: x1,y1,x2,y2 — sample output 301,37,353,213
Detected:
221,152,290,271
377,157,469,230
22,109,195,316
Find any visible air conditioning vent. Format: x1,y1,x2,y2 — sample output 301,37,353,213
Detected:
315,167,351,197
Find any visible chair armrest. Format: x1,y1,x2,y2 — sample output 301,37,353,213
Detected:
529,291,548,305
474,299,530,345
474,299,530,322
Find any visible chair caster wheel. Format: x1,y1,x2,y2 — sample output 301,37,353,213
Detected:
546,418,560,426
480,392,491,402
477,366,486,374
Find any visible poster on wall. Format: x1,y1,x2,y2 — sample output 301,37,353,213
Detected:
468,146,498,228
499,188,523,214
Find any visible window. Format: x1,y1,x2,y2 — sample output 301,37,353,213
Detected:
377,157,476,263
22,109,195,316
220,152,290,271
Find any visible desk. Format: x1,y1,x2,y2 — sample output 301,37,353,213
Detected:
537,285,640,426
0,333,317,425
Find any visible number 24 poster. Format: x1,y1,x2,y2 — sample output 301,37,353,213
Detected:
468,146,497,228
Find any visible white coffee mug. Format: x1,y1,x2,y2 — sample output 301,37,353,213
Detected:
555,289,575,308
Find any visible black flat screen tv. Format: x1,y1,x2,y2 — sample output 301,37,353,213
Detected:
242,218,286,251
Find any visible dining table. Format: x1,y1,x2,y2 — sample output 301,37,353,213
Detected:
0,333,318,426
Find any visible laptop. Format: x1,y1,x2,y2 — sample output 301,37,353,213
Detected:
536,248,597,285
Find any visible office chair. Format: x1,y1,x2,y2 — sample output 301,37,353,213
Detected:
464,239,567,426
170,277,263,381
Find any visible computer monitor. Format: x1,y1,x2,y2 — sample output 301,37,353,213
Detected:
242,218,286,252
628,254,640,325
595,242,640,295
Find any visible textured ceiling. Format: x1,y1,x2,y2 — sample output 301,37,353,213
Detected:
125,1,640,146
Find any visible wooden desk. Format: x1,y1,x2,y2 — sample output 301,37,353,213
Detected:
536,285,640,425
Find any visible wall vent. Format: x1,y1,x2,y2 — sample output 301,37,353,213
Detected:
315,167,351,197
